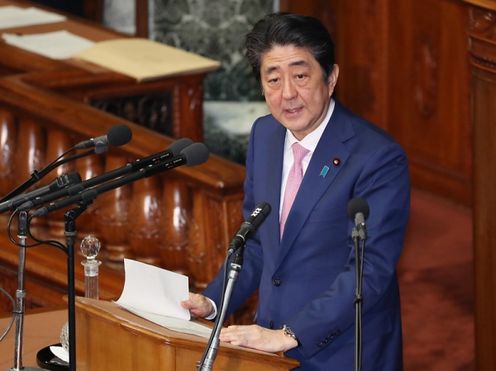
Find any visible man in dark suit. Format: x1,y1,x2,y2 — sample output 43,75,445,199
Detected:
182,13,410,370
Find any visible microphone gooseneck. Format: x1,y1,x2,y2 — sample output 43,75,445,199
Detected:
74,124,132,152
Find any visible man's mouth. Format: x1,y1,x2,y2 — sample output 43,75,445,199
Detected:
284,106,303,114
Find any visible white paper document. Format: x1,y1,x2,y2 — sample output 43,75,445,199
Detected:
0,6,66,29
115,259,212,338
2,30,94,59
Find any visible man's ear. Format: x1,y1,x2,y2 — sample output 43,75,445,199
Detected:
328,64,339,92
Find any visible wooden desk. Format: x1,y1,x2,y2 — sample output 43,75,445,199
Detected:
0,0,216,142
76,298,299,370
0,309,66,369
0,303,299,370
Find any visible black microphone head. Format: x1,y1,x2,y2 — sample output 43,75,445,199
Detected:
251,202,271,218
347,197,370,220
107,124,132,147
249,202,271,228
168,138,194,156
181,143,209,166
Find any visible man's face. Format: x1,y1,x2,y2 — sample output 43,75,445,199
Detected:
260,44,338,140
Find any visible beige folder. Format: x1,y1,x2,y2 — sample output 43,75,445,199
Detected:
74,38,220,81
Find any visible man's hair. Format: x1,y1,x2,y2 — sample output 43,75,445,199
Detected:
245,12,335,82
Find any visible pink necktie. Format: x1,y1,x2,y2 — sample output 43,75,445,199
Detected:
280,142,310,237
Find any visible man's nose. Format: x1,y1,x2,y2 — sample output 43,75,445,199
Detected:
282,79,297,100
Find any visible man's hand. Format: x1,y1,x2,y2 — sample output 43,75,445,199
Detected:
180,292,214,318
219,324,298,353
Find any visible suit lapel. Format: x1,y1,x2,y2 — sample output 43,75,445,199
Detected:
276,104,355,267
261,124,286,252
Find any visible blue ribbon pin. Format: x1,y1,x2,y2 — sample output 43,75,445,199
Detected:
319,165,330,178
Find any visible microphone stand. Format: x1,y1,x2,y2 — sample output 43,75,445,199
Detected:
197,247,245,370
7,211,44,371
64,200,92,371
352,223,366,371
64,202,91,371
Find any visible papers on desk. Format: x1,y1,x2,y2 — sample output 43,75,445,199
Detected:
0,6,66,29
74,38,221,81
2,30,94,59
115,259,212,339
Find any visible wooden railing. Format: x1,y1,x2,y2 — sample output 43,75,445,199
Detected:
0,75,246,314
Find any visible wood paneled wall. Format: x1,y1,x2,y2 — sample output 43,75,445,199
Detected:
465,1,496,370
282,0,472,205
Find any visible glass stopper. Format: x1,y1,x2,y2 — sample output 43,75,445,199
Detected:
80,234,101,260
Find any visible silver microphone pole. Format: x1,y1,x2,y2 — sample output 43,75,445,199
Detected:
7,211,45,371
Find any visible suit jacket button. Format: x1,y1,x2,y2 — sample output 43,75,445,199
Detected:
272,278,282,286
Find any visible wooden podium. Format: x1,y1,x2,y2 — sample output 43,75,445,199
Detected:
75,298,299,370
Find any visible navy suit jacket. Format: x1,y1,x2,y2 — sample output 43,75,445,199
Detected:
204,101,410,370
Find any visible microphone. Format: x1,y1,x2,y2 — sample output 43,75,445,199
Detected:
228,202,271,255
31,142,209,217
0,172,81,213
347,197,369,371
347,197,369,240
143,142,210,177
0,125,131,205
74,124,132,153
135,138,193,167
17,138,196,212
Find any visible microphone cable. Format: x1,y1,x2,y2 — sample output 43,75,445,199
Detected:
6,208,67,253
0,286,15,342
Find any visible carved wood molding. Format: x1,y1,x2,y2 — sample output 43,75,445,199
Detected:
463,0,496,11
413,35,439,119
467,6,496,71
90,91,173,136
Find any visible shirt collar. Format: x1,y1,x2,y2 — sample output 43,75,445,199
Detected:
284,98,335,153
